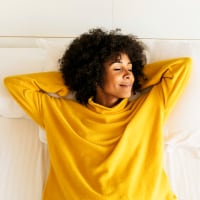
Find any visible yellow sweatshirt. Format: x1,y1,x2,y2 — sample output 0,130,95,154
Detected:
4,57,192,200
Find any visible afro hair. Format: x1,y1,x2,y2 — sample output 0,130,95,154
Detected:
59,28,147,104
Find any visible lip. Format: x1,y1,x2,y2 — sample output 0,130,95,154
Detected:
119,84,133,87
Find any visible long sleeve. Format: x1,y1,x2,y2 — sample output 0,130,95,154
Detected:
4,71,68,127
141,57,192,119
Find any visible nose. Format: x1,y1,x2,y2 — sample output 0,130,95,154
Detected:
123,69,132,79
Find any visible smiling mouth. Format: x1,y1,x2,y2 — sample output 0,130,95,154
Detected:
119,84,133,87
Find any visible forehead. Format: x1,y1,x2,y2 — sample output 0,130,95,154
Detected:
105,53,130,63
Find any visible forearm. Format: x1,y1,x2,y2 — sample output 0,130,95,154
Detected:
4,71,68,97
4,72,68,126
140,57,192,119
141,57,192,89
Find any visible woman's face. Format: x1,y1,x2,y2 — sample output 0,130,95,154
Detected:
95,53,134,107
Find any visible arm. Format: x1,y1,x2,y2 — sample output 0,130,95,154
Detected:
4,71,68,127
140,57,192,119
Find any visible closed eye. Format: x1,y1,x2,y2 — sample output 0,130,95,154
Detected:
110,60,132,71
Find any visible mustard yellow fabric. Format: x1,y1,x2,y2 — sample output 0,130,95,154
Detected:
4,57,192,200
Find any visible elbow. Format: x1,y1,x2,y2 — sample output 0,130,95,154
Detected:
180,57,192,72
184,57,192,65
4,77,11,88
4,76,13,88
185,56,192,69
183,57,192,66
182,57,193,79
4,76,17,91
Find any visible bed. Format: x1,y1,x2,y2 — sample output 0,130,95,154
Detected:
0,37,200,200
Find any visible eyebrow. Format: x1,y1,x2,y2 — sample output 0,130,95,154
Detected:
112,60,132,64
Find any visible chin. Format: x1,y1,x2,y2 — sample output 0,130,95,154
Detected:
120,94,132,98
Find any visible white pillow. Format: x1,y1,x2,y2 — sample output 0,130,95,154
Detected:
0,48,49,118
36,38,73,71
143,39,200,134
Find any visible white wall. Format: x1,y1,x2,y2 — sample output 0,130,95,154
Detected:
0,0,112,37
0,0,200,39
113,0,200,39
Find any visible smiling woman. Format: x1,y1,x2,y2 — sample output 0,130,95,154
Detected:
4,28,192,200
59,28,146,105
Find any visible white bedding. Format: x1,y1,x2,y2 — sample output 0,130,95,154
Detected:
0,38,200,200
0,117,49,200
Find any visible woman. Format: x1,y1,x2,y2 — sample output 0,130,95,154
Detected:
4,28,192,199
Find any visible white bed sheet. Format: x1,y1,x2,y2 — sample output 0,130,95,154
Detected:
0,117,49,200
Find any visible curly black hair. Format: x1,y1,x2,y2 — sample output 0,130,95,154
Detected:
59,28,147,104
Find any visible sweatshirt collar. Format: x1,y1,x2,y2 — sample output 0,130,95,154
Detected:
87,97,129,114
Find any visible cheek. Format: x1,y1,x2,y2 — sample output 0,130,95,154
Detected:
100,80,116,94
104,76,119,88
132,75,135,83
